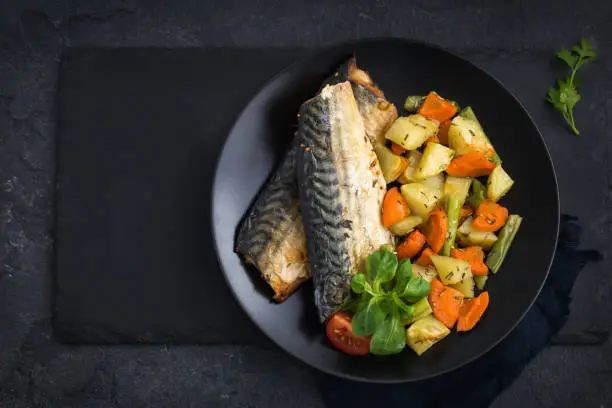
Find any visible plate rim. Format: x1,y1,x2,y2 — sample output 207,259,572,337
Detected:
211,37,560,383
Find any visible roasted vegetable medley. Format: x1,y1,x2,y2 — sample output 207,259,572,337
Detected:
326,91,521,356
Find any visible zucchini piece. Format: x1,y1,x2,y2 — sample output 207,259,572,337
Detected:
450,275,475,298
456,232,498,250
389,215,423,236
412,264,438,283
487,165,514,202
374,143,409,183
397,150,422,184
474,275,488,290
385,115,439,150
458,107,501,165
414,142,455,180
403,297,433,325
419,173,445,198
458,106,480,123
457,216,474,236
457,217,499,250
400,183,441,219
443,176,472,206
430,255,471,285
448,116,495,157
405,315,450,356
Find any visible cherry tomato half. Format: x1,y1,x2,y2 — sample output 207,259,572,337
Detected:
325,311,370,356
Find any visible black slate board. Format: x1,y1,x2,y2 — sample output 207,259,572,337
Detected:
54,48,306,344
54,47,610,344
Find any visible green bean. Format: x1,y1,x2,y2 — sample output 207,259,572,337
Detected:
474,275,488,290
466,179,486,209
485,214,523,273
442,195,461,256
403,95,425,113
380,244,395,253
404,95,461,114
402,297,432,325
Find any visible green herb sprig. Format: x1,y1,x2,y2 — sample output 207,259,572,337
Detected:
344,248,431,355
546,39,597,135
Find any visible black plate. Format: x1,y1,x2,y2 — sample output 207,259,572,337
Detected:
212,38,559,383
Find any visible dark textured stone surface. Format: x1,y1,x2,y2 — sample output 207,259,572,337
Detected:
0,0,611,407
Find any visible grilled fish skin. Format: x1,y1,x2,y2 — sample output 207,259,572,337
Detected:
234,144,309,302
296,82,393,322
323,57,398,145
235,58,396,303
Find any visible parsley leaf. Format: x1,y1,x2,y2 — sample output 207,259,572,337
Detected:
556,49,576,67
547,39,597,135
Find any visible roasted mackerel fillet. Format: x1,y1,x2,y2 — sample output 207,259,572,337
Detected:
235,58,397,303
296,82,393,322
323,57,398,145
234,144,309,302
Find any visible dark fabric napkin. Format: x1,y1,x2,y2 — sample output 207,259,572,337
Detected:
316,215,602,407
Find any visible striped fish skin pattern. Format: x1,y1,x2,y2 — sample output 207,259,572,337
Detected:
235,58,397,304
296,82,393,322
234,144,309,302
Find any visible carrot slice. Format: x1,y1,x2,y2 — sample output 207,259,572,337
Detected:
390,143,406,156
382,187,411,228
459,205,473,222
472,200,508,232
396,230,426,260
451,247,488,276
429,278,464,328
446,152,496,177
457,291,490,332
426,207,448,253
418,91,458,123
437,119,452,146
415,247,434,266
